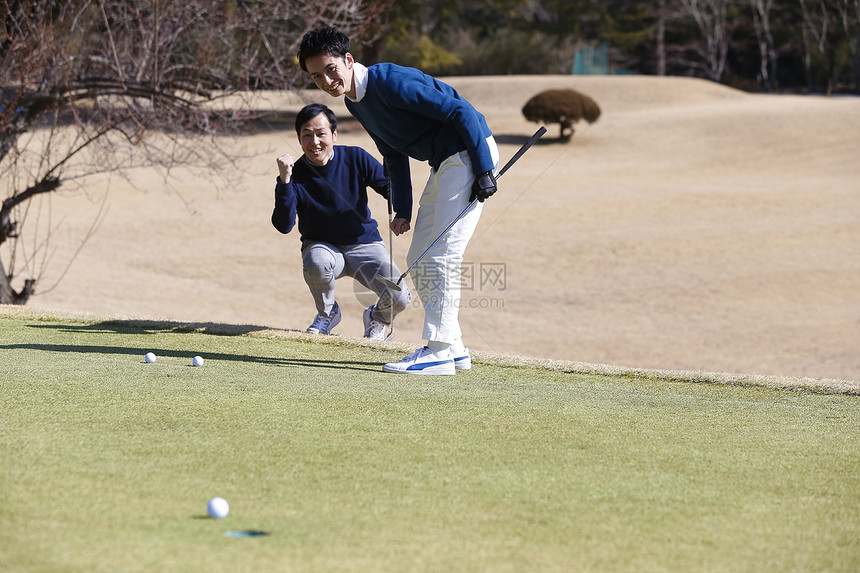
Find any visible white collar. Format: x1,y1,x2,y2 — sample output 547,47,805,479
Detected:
349,62,368,102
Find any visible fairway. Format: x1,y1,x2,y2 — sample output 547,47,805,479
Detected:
1,310,858,572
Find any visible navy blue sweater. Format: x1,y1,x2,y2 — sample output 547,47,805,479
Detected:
271,146,388,244
345,63,494,221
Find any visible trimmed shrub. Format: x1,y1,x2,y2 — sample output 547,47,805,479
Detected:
522,89,601,141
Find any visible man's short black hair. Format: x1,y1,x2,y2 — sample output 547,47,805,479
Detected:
297,27,350,72
295,103,337,136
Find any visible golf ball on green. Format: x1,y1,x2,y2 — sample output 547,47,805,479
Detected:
144,352,157,363
192,356,204,367
207,497,229,519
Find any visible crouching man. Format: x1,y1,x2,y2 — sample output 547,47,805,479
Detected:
272,103,410,339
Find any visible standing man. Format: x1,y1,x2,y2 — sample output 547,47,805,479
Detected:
272,103,410,339
298,27,500,375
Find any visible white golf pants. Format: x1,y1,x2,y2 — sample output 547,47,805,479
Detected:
407,136,499,344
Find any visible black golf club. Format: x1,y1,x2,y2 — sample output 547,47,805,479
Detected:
375,125,547,292
385,190,395,340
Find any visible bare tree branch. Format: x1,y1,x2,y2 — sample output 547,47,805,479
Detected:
749,0,777,92
673,0,731,82
1,0,385,305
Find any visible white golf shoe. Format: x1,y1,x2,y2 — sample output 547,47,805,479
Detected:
449,339,471,370
363,305,388,340
383,346,455,376
453,348,471,370
306,302,341,335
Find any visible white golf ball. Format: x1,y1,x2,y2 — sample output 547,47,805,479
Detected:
144,352,157,364
207,497,229,519
192,356,204,367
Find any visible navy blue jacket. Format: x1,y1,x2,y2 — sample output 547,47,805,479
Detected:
272,146,388,244
345,63,494,221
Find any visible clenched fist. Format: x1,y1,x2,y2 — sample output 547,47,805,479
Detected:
276,154,295,182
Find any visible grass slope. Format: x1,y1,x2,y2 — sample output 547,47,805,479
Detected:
1,310,858,572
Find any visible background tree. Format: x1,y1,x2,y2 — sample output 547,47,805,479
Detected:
522,89,601,142
657,0,669,75
749,0,778,91
0,0,387,305
799,0,860,94
370,0,859,94
670,0,734,82
598,1,661,74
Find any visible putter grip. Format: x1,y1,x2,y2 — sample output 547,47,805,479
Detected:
497,126,546,179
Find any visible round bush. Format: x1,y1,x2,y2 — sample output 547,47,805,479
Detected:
522,89,601,141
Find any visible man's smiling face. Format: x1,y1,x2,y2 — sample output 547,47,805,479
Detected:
298,113,337,167
305,52,356,99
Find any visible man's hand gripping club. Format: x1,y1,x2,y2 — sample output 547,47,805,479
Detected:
470,171,497,203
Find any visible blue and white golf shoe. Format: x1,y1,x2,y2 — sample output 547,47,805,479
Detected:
383,346,456,375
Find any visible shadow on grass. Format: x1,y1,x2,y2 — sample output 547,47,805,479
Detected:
1,342,383,373
24,319,273,336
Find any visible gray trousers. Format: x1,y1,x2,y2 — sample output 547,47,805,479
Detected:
302,240,411,325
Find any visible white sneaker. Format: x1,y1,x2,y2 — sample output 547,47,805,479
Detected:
453,348,471,370
306,302,341,335
363,305,387,340
383,346,455,376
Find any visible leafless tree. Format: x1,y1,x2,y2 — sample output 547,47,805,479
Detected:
833,0,860,90
749,0,778,91
656,0,668,75
799,0,834,92
0,0,390,305
854,0,860,89
798,0,860,93
673,0,732,82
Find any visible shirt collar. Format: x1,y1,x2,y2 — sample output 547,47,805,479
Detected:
349,62,368,102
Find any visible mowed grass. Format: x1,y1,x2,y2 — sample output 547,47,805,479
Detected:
1,312,858,572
